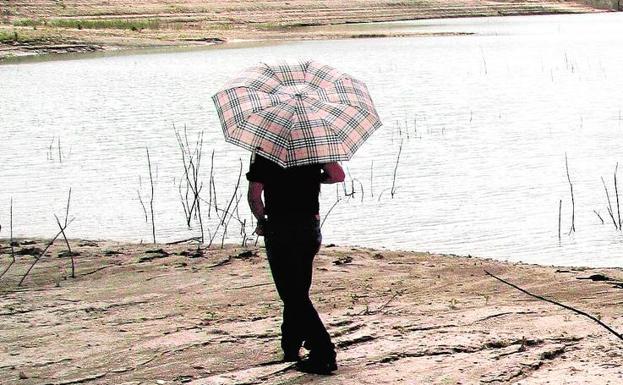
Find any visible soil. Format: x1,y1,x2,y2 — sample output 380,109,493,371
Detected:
1,238,622,384
0,1,608,60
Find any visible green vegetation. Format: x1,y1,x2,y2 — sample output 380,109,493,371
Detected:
252,22,289,31
0,30,41,44
13,18,161,31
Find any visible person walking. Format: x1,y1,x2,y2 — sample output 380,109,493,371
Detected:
246,152,345,374
213,59,381,373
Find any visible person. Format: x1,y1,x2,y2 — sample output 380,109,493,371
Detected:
246,151,345,375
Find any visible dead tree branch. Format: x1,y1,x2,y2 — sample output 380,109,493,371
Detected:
146,147,156,244
208,159,242,247
54,188,75,278
18,218,75,286
391,140,403,198
485,270,622,341
602,176,619,230
565,153,576,234
321,197,342,230
174,125,206,242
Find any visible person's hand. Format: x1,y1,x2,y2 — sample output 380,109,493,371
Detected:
254,223,265,237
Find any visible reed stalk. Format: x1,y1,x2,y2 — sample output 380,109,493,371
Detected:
391,140,403,198
601,176,618,230
146,147,156,244
565,153,575,234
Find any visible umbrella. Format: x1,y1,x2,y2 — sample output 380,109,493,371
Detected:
212,60,382,168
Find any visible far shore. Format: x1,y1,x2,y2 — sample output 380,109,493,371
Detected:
0,0,612,62
1,238,622,384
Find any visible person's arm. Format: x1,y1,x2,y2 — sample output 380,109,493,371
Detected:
247,181,266,236
321,162,345,184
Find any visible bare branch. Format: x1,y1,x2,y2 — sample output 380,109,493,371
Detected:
485,270,622,341
602,176,619,230
146,147,156,244
565,153,575,234
391,140,403,198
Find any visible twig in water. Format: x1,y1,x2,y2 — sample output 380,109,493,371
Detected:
146,147,156,244
602,176,619,230
391,140,403,198
137,189,148,223
174,125,205,242
208,159,242,247
565,153,576,234
0,198,16,280
484,270,622,341
593,210,605,224
321,197,342,230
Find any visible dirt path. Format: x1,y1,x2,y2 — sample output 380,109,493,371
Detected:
0,1,610,60
1,239,622,384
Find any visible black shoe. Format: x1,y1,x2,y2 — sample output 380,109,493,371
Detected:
295,356,337,375
283,351,301,362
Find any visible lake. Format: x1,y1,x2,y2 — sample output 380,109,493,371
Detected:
1,12,623,267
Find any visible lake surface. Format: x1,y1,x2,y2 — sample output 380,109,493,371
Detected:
1,13,623,267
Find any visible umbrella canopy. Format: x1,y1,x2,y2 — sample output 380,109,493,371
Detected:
212,60,382,168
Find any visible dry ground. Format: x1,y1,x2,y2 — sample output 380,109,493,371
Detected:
1,239,622,384
0,1,609,60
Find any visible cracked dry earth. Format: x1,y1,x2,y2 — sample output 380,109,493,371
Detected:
1,240,622,384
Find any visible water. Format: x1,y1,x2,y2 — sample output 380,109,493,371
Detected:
1,13,623,267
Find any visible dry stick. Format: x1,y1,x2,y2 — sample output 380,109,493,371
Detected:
565,153,576,234
208,150,215,218
146,147,156,244
137,190,148,223
484,270,623,341
602,176,619,230
58,137,62,163
18,219,74,286
194,135,205,242
54,215,74,278
594,210,605,224
390,140,403,198
174,126,205,242
0,198,16,280
54,188,74,278
208,160,242,247
320,197,342,230
615,163,621,230
221,193,242,249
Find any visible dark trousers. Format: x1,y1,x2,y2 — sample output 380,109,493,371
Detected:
264,217,335,357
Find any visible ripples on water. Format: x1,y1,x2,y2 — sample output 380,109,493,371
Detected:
1,13,622,266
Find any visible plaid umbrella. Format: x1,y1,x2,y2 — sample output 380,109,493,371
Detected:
212,60,382,168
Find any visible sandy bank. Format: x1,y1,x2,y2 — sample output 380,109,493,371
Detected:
1,239,622,384
0,1,609,61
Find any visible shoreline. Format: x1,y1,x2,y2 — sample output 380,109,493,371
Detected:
1,238,622,384
0,1,611,62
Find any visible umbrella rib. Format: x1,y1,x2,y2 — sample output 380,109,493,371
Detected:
262,63,286,87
